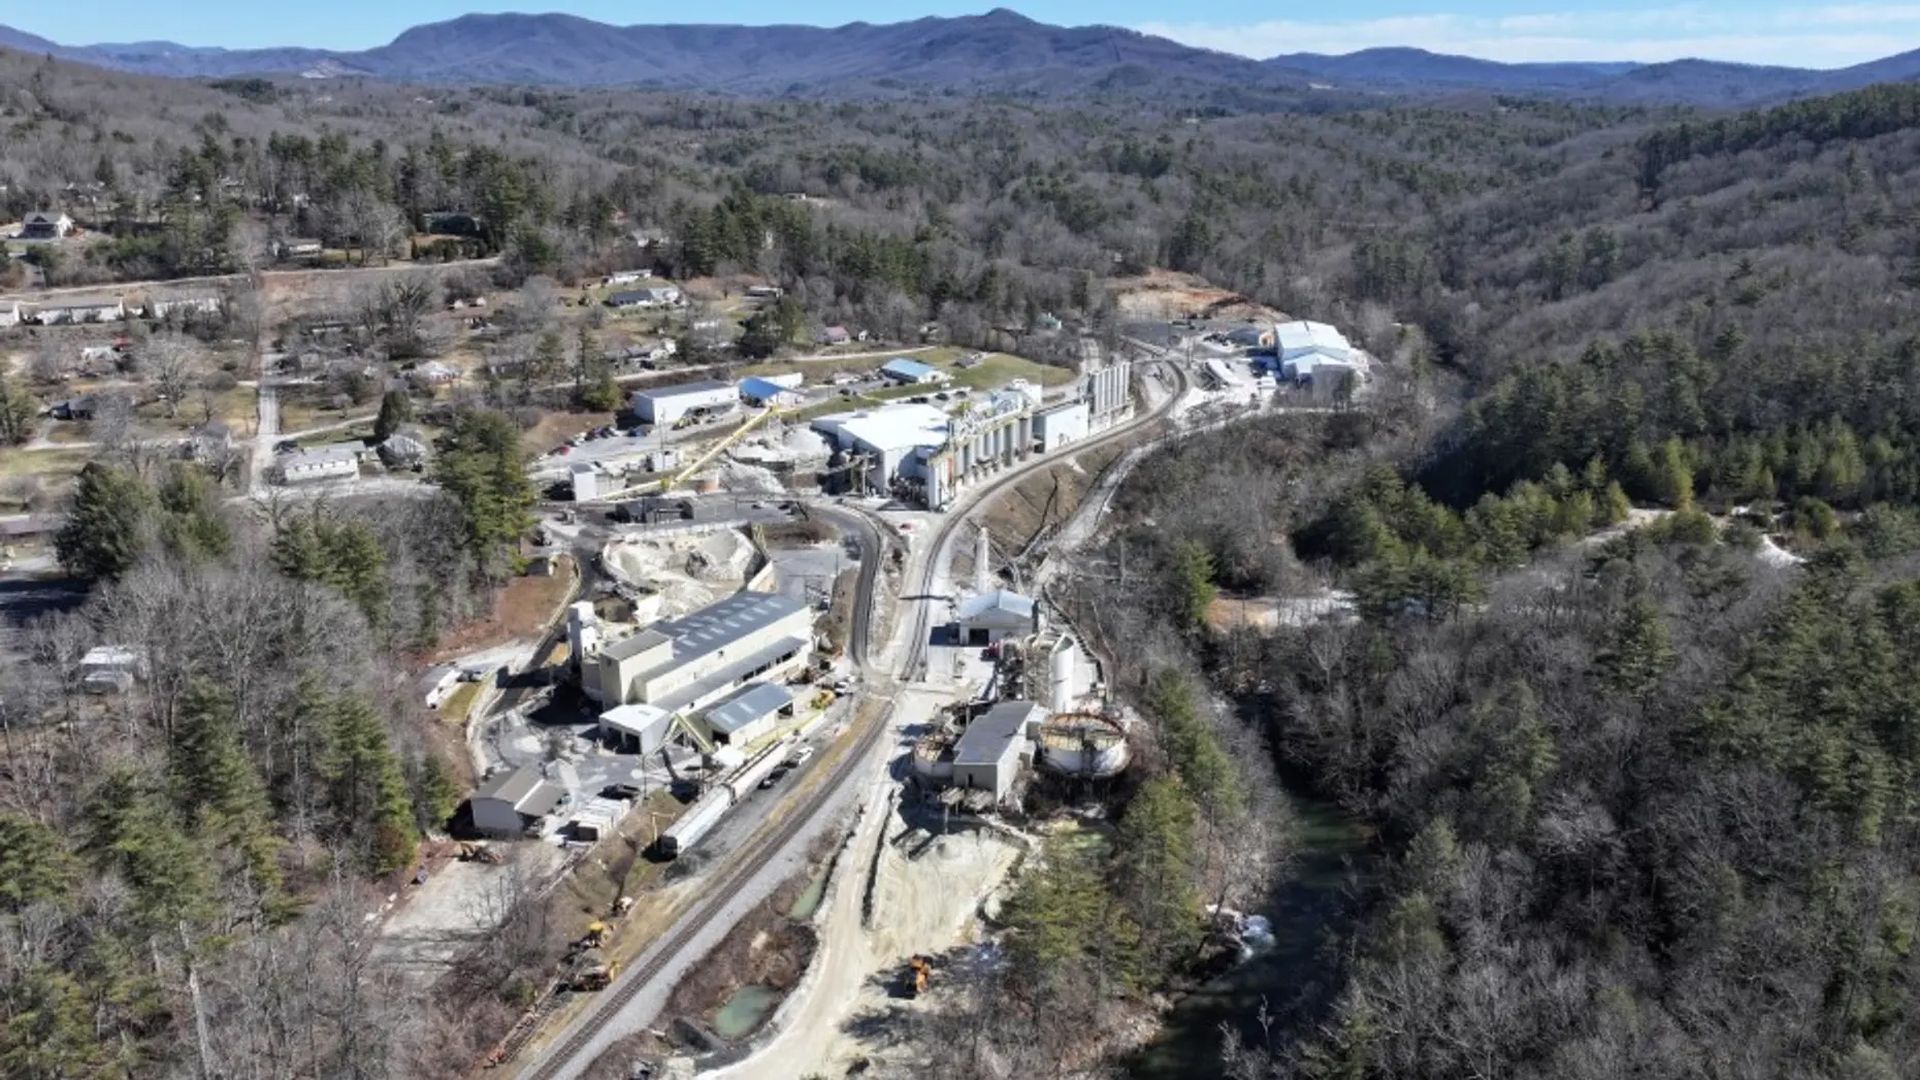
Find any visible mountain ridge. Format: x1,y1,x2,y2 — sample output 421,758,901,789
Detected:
2,10,1917,105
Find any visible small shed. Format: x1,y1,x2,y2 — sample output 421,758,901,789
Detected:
470,766,566,837
739,376,805,408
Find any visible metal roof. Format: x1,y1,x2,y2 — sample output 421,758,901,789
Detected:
474,765,563,816
812,402,951,454
954,701,1044,767
880,358,940,380
705,682,796,735
602,628,671,662
654,591,808,663
739,376,800,402
1274,320,1351,358
631,380,734,400
651,636,808,715
957,589,1036,625
600,702,673,737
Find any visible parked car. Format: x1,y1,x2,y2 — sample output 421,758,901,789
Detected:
758,766,790,790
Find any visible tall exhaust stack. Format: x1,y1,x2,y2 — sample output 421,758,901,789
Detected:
976,527,992,593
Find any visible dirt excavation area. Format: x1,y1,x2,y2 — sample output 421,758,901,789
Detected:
603,528,756,614
1110,267,1285,323
708,800,1028,1080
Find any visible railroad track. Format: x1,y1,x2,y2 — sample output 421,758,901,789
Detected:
513,351,1180,1080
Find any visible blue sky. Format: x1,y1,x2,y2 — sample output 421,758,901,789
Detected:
13,2,1920,67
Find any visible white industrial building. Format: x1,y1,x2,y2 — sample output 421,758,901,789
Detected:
703,682,796,746
953,700,1047,802
1275,321,1356,376
470,766,567,837
570,462,601,501
275,447,358,483
1084,360,1132,431
630,380,737,426
1033,400,1089,452
599,702,676,754
596,590,813,718
956,589,1037,645
0,303,20,328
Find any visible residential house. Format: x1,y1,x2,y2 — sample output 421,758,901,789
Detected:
409,360,460,387
187,421,234,462
604,269,654,286
20,211,73,239
277,238,324,259
606,286,684,310
275,447,359,484
49,396,96,420
816,325,851,346
745,285,783,300
376,428,430,469
33,299,125,325
148,296,222,319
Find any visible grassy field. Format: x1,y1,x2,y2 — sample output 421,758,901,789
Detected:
0,447,93,482
746,347,1071,391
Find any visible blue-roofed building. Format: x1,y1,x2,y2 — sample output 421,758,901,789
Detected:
739,375,806,407
878,357,950,386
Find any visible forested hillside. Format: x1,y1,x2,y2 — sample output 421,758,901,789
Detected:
8,39,1920,1079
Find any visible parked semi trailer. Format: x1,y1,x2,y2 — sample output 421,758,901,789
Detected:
655,738,795,858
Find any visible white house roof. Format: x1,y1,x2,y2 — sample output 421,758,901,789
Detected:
704,682,795,736
280,448,356,471
813,402,951,454
1274,321,1351,359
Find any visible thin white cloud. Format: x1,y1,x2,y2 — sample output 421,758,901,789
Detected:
1136,4,1920,68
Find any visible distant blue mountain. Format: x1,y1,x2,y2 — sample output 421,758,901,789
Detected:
1,10,1916,106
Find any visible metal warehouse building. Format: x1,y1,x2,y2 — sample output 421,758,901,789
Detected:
629,380,738,426
953,700,1046,802
596,590,814,718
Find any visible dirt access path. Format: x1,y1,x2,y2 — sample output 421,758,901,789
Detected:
708,699,1024,1080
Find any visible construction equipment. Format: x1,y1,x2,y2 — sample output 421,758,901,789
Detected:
569,948,616,991
906,955,932,997
458,842,504,864
810,689,836,710
612,895,635,918
577,921,609,950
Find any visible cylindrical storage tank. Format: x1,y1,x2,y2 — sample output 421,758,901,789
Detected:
1036,716,1130,779
1049,644,1075,712
911,733,956,785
